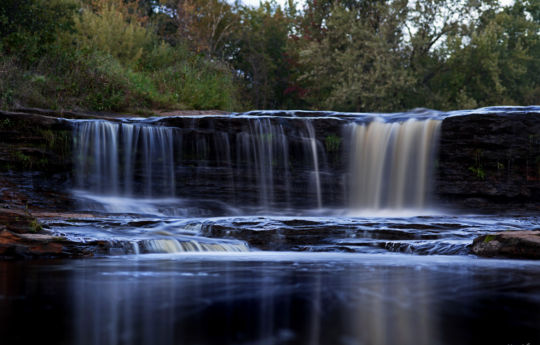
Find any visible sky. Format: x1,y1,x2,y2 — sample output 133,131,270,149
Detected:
240,0,304,8
239,0,514,9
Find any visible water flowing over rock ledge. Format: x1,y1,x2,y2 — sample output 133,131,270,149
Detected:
2,107,538,212
0,107,539,258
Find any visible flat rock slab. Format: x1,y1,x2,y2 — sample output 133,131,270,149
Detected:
32,212,96,219
471,231,540,259
157,110,231,116
0,208,41,234
0,229,97,258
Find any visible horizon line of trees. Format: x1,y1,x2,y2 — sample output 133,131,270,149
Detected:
1,0,539,112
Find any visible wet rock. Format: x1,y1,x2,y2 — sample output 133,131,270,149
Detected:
4,107,540,214
200,221,443,251
0,110,73,173
471,231,540,259
0,208,42,234
0,109,75,214
0,229,95,258
436,112,540,212
153,115,348,209
201,224,281,250
10,107,127,120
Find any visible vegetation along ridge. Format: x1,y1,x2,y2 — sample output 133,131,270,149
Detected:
1,0,538,114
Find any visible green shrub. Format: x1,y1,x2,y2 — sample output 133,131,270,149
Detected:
0,0,239,112
73,1,153,68
0,54,18,108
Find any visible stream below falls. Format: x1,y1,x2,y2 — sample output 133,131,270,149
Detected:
1,108,540,344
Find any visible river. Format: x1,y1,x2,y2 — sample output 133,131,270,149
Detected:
1,108,539,344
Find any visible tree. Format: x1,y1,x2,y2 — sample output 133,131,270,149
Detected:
74,0,154,67
148,0,238,58
299,1,413,112
0,0,77,63
430,0,540,108
228,1,297,109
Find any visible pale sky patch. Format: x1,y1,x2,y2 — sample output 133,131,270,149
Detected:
239,0,514,10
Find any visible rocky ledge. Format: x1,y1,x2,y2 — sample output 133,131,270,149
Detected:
471,231,540,259
437,112,540,212
0,209,108,259
0,229,92,258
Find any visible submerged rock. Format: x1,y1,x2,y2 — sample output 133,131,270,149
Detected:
471,231,540,259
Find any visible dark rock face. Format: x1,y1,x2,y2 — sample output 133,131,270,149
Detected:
0,110,75,211
436,113,540,212
471,231,540,259
2,108,540,217
157,112,540,212
1,108,539,258
0,110,80,258
0,110,73,172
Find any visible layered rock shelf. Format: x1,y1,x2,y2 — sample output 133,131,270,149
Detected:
0,107,539,259
437,112,540,212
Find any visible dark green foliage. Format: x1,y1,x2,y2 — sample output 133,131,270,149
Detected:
0,0,538,112
0,0,238,112
229,3,295,109
483,235,495,243
298,0,539,111
300,1,413,111
0,0,77,64
324,134,341,153
421,0,540,109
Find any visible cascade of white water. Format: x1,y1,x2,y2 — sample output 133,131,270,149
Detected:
73,116,440,213
305,121,322,208
74,121,176,197
349,118,441,210
139,238,249,253
236,118,291,208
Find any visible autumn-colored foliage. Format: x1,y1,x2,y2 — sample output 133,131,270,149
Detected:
1,0,539,112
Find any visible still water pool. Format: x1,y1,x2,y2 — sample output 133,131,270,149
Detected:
1,250,539,345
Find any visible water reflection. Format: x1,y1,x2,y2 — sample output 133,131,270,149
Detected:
1,254,539,345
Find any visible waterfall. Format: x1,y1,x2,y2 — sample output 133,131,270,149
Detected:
72,115,441,214
237,118,290,208
304,121,322,208
349,118,441,210
74,121,176,197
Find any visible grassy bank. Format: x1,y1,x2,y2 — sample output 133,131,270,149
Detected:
0,50,237,113
0,0,238,113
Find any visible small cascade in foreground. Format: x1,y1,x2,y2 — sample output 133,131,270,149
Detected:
349,118,441,210
137,238,250,253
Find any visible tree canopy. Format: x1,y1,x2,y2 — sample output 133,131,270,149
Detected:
1,0,538,112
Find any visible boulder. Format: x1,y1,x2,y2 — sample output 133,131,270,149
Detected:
471,231,540,259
